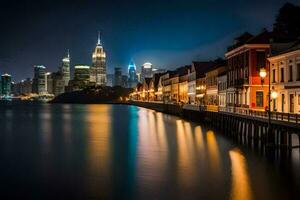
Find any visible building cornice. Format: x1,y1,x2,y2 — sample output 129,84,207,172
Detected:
268,49,300,62
226,44,270,58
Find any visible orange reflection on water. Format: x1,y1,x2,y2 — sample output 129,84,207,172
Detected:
176,120,197,187
136,109,168,188
86,105,112,193
155,112,167,150
229,149,253,200
206,130,222,174
194,126,205,154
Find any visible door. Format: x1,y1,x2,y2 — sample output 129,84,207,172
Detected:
290,94,294,113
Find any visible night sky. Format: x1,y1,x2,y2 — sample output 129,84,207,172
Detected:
0,0,299,81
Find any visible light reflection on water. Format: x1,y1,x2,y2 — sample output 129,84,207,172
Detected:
0,103,299,199
86,105,112,197
206,130,222,176
229,149,253,200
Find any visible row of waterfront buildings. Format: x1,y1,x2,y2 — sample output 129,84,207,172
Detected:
130,30,300,114
2,33,165,100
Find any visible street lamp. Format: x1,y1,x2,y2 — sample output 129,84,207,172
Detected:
259,68,267,79
271,90,278,100
259,67,276,147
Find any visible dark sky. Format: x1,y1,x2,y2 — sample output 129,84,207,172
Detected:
0,0,299,81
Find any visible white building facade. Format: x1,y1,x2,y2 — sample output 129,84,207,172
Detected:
269,43,300,113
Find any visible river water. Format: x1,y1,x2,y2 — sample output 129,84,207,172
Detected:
0,103,299,199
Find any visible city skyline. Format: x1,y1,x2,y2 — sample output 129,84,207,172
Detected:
0,0,298,81
0,1,300,199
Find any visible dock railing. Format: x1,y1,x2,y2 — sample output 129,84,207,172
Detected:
219,106,300,124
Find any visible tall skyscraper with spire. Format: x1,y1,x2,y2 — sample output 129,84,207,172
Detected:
90,32,107,86
60,49,71,86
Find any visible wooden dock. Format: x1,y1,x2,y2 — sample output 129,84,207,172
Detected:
129,101,300,149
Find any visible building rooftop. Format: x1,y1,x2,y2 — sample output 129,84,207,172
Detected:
1,73,11,77
192,60,224,78
227,29,272,52
177,65,191,76
74,65,90,69
270,39,300,57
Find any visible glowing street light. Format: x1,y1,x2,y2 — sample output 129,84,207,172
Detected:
271,91,278,99
259,68,267,79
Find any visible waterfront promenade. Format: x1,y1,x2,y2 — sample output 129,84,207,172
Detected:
129,100,300,149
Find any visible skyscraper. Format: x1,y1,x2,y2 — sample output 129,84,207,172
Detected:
1,74,12,96
141,62,153,82
60,49,71,87
122,75,128,88
52,72,65,96
12,78,33,96
90,32,106,86
69,65,90,91
74,65,90,82
106,74,114,87
45,72,53,94
114,67,122,86
128,60,138,88
32,65,46,95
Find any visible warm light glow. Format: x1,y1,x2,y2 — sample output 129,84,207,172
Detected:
196,85,206,90
196,94,204,98
176,120,197,186
136,109,167,188
229,149,253,200
86,105,111,195
194,126,205,153
259,68,267,79
271,91,278,99
206,130,221,174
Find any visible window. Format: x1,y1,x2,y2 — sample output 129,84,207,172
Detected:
272,69,276,83
289,65,293,81
256,91,264,107
282,94,285,112
298,95,300,106
256,51,266,69
280,68,284,82
297,63,300,80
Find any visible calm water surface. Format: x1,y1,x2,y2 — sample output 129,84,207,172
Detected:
0,103,299,199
